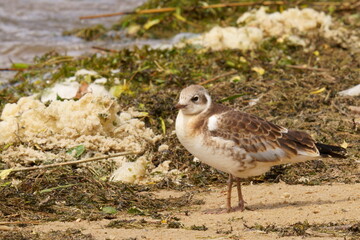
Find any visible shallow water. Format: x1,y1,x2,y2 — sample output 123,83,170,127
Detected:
0,0,198,83
0,0,147,80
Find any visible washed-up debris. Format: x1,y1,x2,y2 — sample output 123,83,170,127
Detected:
237,7,332,39
110,156,183,184
0,93,162,177
348,106,360,126
187,26,263,50
339,84,360,97
147,160,183,184
248,95,262,107
158,144,169,152
79,1,286,20
110,156,148,184
310,87,326,95
40,69,111,102
0,152,135,179
0,92,184,184
340,140,349,149
252,66,265,75
348,106,360,115
187,7,359,50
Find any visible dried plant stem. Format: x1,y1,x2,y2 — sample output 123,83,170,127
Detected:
79,1,350,20
0,221,41,225
0,68,27,72
92,46,119,53
80,1,286,19
286,65,329,72
199,70,238,85
9,151,137,173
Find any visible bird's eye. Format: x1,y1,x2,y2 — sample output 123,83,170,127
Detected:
191,95,199,102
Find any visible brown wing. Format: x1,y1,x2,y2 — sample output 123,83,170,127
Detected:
207,109,319,162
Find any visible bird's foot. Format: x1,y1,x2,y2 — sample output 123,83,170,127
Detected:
230,205,245,212
236,200,245,212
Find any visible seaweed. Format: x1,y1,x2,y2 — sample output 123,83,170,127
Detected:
0,2,359,236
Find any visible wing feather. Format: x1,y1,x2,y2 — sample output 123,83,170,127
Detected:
205,108,319,162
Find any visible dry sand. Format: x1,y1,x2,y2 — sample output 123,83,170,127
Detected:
30,182,360,240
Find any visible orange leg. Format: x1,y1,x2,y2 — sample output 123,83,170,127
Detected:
226,174,234,212
227,175,245,212
235,177,245,212
205,175,245,214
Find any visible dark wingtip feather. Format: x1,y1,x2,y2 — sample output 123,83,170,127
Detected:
315,142,347,159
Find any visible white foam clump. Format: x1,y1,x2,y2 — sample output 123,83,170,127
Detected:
41,69,111,102
75,69,98,76
190,26,263,50
110,156,148,184
158,144,169,152
237,7,332,37
0,94,161,168
41,82,80,102
147,160,183,184
187,7,334,50
110,156,183,184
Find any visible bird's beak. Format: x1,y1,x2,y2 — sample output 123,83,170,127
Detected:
175,103,187,109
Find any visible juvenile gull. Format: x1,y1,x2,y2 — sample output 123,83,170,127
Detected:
175,85,346,213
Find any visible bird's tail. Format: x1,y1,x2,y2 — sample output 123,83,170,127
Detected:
315,143,347,158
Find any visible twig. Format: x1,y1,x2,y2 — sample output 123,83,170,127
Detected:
0,56,74,72
0,226,13,231
201,1,284,9
0,221,41,225
0,68,27,71
80,7,177,19
8,151,138,173
92,46,119,53
79,1,353,20
331,102,351,117
38,56,74,67
79,1,286,19
335,1,360,12
199,70,238,85
286,65,329,72
311,1,347,6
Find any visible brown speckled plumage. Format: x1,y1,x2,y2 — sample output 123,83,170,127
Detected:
175,85,346,213
200,103,320,163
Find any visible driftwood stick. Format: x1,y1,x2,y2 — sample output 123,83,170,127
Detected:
80,7,177,19
79,1,349,20
92,46,119,53
79,1,286,20
199,70,238,85
0,221,41,225
0,68,27,72
286,65,329,72
8,151,137,173
0,226,13,231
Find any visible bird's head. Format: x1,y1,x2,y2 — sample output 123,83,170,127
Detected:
175,85,212,115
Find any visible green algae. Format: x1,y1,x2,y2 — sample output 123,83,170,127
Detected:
65,0,354,41
0,167,202,223
246,221,360,238
113,0,247,39
63,24,107,41
0,228,95,240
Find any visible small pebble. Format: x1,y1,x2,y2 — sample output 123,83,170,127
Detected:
282,192,291,199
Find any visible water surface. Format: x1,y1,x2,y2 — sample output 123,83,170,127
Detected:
0,0,146,75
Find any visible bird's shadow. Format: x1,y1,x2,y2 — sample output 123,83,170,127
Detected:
246,198,347,211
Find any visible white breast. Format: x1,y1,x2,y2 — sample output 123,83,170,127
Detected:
176,111,251,176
